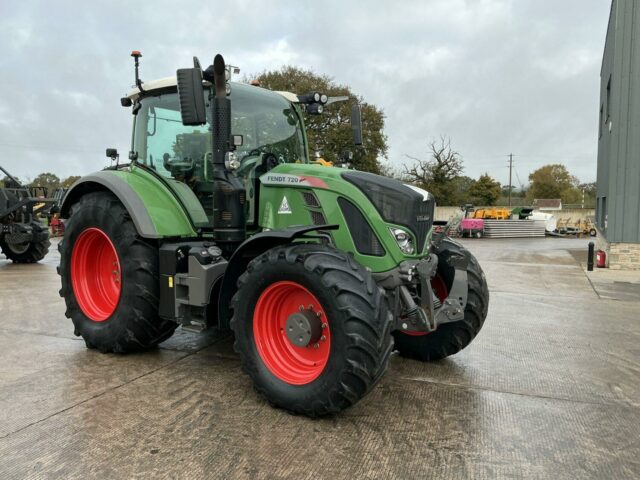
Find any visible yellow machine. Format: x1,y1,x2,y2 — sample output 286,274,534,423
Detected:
557,217,597,237
472,207,511,220
311,158,334,167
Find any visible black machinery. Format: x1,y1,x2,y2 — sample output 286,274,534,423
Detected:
0,166,52,263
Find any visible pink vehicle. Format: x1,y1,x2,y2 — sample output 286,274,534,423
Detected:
458,204,484,238
460,218,485,238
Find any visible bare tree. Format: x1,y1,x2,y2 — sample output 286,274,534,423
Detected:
402,136,464,205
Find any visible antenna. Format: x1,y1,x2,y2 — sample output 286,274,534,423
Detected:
131,50,145,93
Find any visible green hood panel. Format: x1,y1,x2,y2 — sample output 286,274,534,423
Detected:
258,164,430,272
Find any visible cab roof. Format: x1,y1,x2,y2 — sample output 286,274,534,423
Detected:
125,76,299,103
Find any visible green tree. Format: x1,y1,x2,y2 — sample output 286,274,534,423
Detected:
451,176,476,206
378,161,402,179
578,181,597,207
526,164,580,204
0,173,22,188
61,176,81,188
469,173,501,206
255,66,387,174
30,172,61,194
402,137,464,205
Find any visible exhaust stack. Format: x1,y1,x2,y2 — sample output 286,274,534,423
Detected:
208,54,246,247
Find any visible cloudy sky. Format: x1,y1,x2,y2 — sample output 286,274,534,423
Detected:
0,0,611,187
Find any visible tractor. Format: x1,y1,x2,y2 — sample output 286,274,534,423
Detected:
0,166,52,263
58,53,489,416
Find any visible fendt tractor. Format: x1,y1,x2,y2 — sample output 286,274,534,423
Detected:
58,52,489,416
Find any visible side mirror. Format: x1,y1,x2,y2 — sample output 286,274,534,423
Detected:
106,148,118,159
351,104,363,146
176,67,206,126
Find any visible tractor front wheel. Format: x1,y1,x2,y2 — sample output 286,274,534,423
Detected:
393,238,489,361
231,244,393,416
58,192,177,352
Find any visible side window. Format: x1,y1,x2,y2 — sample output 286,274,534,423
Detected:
605,76,611,124
599,104,603,138
146,106,209,178
600,196,607,230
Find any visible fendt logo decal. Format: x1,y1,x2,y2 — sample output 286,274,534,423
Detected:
261,173,328,189
278,196,292,214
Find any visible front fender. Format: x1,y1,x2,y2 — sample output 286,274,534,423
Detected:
60,169,198,239
217,224,339,329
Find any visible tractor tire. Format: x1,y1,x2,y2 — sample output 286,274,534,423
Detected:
0,221,50,263
231,244,393,417
58,191,177,353
393,238,489,361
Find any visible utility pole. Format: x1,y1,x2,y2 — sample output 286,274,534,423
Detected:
508,153,513,208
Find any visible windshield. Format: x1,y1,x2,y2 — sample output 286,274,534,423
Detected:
133,83,308,179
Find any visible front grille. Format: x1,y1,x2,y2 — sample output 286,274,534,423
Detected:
338,197,385,257
414,199,435,250
342,171,435,252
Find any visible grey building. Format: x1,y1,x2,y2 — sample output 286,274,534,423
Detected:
597,0,640,269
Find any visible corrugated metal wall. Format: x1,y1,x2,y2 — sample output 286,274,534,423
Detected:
597,0,640,244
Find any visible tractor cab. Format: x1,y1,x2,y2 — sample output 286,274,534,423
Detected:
128,80,309,226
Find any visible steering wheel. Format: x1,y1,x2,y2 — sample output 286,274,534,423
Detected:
163,153,194,174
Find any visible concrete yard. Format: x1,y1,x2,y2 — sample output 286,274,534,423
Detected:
1,237,639,479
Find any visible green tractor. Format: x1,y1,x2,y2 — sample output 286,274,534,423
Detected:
58,53,489,416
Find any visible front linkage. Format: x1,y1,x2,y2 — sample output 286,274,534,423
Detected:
374,238,470,334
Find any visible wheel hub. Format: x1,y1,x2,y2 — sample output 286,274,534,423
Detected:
253,281,331,385
286,308,323,347
71,227,121,322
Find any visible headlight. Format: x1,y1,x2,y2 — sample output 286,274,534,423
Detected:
390,228,415,254
224,151,240,170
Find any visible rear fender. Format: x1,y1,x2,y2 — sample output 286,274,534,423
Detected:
60,170,198,239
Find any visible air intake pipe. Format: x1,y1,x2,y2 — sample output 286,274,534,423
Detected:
209,54,246,247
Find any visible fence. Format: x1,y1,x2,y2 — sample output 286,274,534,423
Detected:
434,206,595,224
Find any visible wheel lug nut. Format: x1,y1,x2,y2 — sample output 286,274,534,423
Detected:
316,311,322,317
308,304,313,310
320,335,326,342
313,343,319,349
299,305,304,311
321,322,327,329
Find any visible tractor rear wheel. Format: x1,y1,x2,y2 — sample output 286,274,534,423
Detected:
58,191,177,352
231,244,393,416
393,238,489,361
0,221,50,263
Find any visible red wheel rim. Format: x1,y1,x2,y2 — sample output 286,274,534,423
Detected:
403,274,449,337
253,281,331,385
71,227,121,322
